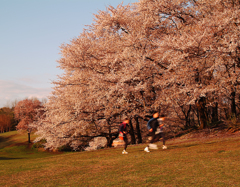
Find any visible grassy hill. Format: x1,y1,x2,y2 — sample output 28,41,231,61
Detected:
0,131,240,186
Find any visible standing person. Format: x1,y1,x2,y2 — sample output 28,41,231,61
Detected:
119,118,130,154
144,113,167,152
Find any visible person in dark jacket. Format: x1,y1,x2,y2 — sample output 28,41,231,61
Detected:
144,113,167,152
119,118,130,154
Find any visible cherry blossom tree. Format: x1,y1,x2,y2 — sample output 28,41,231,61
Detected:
136,0,240,128
35,0,240,150
14,98,43,143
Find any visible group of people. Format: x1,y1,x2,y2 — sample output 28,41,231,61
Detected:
119,112,167,154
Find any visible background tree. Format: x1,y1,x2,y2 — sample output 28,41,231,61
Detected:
0,114,12,133
14,98,43,143
0,107,16,133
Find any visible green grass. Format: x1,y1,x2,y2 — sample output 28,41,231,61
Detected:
0,131,240,186
0,131,56,160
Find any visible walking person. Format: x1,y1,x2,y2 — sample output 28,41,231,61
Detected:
119,118,130,154
144,113,167,152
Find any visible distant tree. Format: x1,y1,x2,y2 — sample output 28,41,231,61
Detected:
14,98,43,143
0,107,16,132
0,114,12,133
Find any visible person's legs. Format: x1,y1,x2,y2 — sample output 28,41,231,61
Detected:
161,132,166,145
145,131,164,151
162,133,167,149
158,132,167,149
145,132,167,151
152,133,162,143
122,136,128,154
148,132,159,149
144,132,155,152
124,136,128,150
149,132,157,143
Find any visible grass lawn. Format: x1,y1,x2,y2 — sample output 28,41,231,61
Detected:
0,131,240,186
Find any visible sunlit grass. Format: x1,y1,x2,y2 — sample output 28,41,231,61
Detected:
0,131,239,186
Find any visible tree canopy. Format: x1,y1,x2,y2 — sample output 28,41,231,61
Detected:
14,98,44,143
35,0,240,150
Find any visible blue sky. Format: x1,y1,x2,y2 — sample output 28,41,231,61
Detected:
0,0,137,108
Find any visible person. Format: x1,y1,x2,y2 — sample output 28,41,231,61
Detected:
119,118,130,154
144,113,167,152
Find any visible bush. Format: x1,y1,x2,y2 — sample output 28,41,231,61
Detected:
57,144,73,152
32,139,47,149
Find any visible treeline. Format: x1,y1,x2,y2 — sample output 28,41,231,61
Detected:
0,107,17,133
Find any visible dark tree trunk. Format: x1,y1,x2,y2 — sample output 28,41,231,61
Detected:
106,119,113,147
224,108,229,120
106,137,113,147
28,132,31,143
196,108,200,126
197,97,207,129
128,119,136,144
231,91,236,117
134,116,142,144
185,105,191,127
211,102,218,123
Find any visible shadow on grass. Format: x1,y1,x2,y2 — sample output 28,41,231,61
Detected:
0,135,16,149
169,143,199,149
0,157,23,160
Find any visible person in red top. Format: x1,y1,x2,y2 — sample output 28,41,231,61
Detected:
119,118,130,154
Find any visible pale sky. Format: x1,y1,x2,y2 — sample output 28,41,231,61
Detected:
0,0,136,108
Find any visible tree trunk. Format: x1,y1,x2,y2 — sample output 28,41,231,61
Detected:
231,91,236,117
128,119,136,144
197,97,207,129
28,132,31,143
224,108,229,120
211,102,218,123
185,105,191,127
106,136,113,147
134,116,142,144
107,120,112,147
